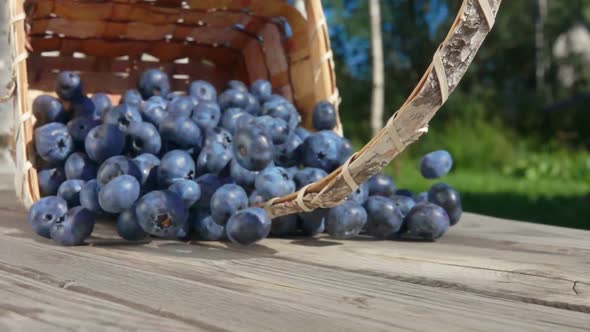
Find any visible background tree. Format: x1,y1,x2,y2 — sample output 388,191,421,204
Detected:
370,0,385,136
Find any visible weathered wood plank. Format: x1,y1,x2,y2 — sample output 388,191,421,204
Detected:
0,269,196,331
1,230,590,332
1,190,590,331
2,187,588,310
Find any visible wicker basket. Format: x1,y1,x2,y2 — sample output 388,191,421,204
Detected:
7,0,501,217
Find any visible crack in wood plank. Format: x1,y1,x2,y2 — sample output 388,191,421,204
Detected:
372,254,582,284
271,256,590,314
571,281,588,296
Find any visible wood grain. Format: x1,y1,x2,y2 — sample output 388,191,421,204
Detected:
0,190,589,331
0,269,195,331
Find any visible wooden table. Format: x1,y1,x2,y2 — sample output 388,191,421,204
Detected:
1,188,589,331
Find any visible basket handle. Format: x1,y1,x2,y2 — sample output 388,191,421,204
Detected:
264,0,501,219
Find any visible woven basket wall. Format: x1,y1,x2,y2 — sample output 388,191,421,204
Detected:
8,0,501,217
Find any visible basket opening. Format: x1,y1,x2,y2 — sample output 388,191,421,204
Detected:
24,0,313,108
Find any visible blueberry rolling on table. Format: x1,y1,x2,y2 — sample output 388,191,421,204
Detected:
0,183,589,331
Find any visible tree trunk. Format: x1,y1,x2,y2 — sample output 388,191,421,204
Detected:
370,0,385,137
535,0,548,90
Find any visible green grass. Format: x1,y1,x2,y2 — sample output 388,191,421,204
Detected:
386,160,590,230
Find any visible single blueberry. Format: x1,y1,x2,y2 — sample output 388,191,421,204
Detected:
167,96,195,118
71,96,96,119
273,134,303,167
250,79,273,103
218,89,248,111
98,175,140,214
28,196,68,238
140,99,169,126
390,195,416,218
117,208,148,241
260,96,291,121
50,206,95,246
244,93,261,115
32,95,67,125
121,89,143,109
226,207,271,245
91,93,112,120
221,108,247,134
254,115,289,145
367,173,397,198
300,130,343,172
340,137,354,164
67,116,100,148
403,203,450,241
57,179,85,208
127,121,162,155
210,184,248,225
134,153,160,166
97,155,142,187
195,173,234,208
254,167,295,200
294,167,328,189
191,102,221,130
166,91,186,102
227,80,248,92
85,124,126,163
233,125,273,171
415,192,429,203
103,103,142,132
168,179,201,208
196,141,233,175
65,152,97,181
420,150,453,179
189,80,217,102
55,71,83,101
261,97,299,131
364,196,403,239
158,150,196,187
428,182,462,225
158,114,202,150
35,122,74,163
204,127,233,149
325,201,367,239
135,190,188,239
138,69,170,99
347,181,369,205
79,179,103,213
311,101,337,130
38,167,66,197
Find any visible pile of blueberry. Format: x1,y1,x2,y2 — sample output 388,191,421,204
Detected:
28,69,462,246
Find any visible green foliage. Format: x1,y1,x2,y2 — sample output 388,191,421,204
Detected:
502,150,590,182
